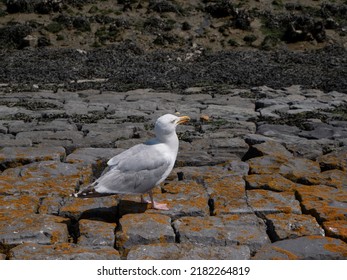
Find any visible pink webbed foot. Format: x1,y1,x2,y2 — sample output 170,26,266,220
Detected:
141,193,169,210
151,201,169,210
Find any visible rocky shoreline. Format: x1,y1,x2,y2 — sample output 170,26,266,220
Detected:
1,85,346,259
0,44,347,94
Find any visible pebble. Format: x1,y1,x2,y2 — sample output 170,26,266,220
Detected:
0,86,346,259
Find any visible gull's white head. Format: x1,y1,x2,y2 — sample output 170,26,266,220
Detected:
154,114,190,137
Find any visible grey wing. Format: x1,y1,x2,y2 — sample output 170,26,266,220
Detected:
94,144,171,194
107,141,155,167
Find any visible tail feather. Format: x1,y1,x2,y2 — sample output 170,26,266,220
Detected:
71,182,113,198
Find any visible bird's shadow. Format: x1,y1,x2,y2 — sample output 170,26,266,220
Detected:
77,200,149,223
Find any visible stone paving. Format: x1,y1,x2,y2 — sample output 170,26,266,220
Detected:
0,85,347,259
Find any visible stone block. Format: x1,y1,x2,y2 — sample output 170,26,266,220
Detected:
317,148,347,171
144,181,210,219
0,146,65,169
0,161,93,196
0,195,40,213
245,173,297,192
253,236,347,260
0,212,69,245
247,155,287,174
10,243,120,260
265,213,324,241
173,214,270,254
247,189,302,215
127,243,251,260
323,220,347,243
208,176,253,215
116,213,175,251
59,196,118,222
279,157,322,185
78,219,116,247
296,185,347,222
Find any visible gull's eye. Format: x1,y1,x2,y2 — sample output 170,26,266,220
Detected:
171,119,176,123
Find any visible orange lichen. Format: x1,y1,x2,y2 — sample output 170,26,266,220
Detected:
271,246,299,260
323,244,347,257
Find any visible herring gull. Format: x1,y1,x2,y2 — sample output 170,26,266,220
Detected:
72,113,190,210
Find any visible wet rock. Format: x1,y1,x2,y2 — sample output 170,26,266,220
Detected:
116,213,175,252
247,189,302,215
173,214,270,254
0,212,69,245
265,213,324,241
127,243,251,260
253,236,347,260
0,146,65,169
10,243,120,260
78,219,116,247
59,196,118,222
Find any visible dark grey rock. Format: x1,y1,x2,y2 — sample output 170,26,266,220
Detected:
207,175,253,215
78,219,116,247
10,243,120,260
0,146,65,169
15,131,83,147
38,196,64,215
127,243,251,260
116,213,175,251
173,214,270,254
247,189,302,215
144,181,210,219
8,119,76,134
0,195,40,213
253,236,347,260
257,124,301,137
66,147,124,168
265,213,325,241
0,213,69,245
299,123,347,140
279,157,321,184
59,196,118,221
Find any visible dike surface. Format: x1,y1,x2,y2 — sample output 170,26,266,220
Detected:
0,85,347,260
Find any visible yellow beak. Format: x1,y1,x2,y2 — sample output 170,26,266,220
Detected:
177,116,190,125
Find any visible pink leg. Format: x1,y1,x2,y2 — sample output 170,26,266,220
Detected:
148,191,169,210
